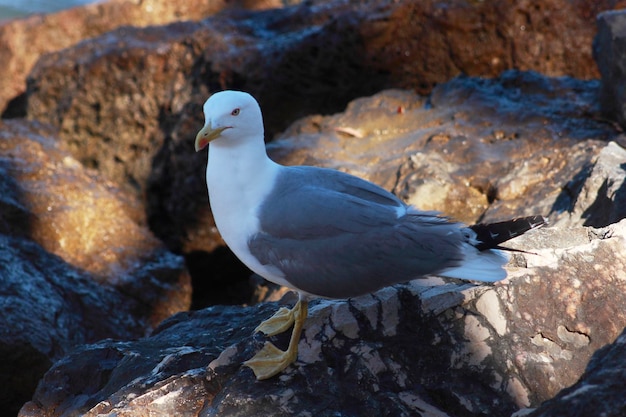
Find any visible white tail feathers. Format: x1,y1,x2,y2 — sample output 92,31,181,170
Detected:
439,244,510,282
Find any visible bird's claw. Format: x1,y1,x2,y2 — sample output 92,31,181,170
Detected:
243,341,297,380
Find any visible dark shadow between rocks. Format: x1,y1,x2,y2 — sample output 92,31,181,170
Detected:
186,248,255,309
581,178,613,227
0,169,39,415
1,91,28,119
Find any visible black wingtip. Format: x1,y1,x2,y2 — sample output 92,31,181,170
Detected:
469,215,548,251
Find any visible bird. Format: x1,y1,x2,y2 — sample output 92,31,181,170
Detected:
194,90,546,380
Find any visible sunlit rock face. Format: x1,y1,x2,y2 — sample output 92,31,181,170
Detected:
0,119,191,415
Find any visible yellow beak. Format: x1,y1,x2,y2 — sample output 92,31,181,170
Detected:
195,123,228,152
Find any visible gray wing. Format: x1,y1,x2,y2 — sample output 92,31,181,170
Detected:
249,166,467,298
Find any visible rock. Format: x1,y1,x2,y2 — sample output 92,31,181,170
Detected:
0,119,191,415
553,141,626,228
151,70,618,308
594,9,626,129
18,0,617,197
269,72,616,225
527,327,626,417
0,0,281,115
20,219,626,416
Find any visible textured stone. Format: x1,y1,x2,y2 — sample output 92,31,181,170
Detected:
269,73,615,226
559,141,626,227
0,0,281,114
19,220,626,417
594,9,626,129
528,327,626,417
0,119,190,415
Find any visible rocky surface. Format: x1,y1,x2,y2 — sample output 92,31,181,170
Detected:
594,9,626,131
1,0,626,416
266,74,617,226
528,327,626,417
0,119,191,415
0,0,281,115
13,0,616,202
19,219,626,417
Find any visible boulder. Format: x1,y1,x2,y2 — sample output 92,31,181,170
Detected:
0,0,281,114
267,73,616,226
594,9,626,129
19,219,626,416
0,119,191,415
16,0,617,200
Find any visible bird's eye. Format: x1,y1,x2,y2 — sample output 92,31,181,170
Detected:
231,108,240,116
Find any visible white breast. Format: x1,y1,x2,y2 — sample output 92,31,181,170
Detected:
206,145,292,288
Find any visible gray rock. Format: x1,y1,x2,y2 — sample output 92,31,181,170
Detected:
269,73,616,227
554,141,626,227
19,220,626,416
595,10,626,128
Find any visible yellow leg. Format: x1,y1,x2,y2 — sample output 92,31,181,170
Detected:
244,299,309,380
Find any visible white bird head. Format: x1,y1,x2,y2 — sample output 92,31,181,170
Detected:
195,90,264,152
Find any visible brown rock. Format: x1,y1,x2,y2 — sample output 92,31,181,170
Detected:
0,119,191,415
362,0,616,93
17,0,618,200
153,71,617,308
0,0,282,114
268,73,615,225
527,328,626,417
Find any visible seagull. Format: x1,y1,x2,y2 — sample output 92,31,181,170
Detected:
194,90,546,380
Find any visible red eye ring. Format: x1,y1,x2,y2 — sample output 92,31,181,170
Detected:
231,108,240,116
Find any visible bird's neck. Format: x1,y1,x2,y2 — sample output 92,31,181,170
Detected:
208,136,274,177
206,137,279,211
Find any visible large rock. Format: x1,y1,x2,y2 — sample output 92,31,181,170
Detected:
0,119,191,415
19,219,626,416
0,0,281,114
267,73,617,226
17,0,617,199
157,71,619,306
